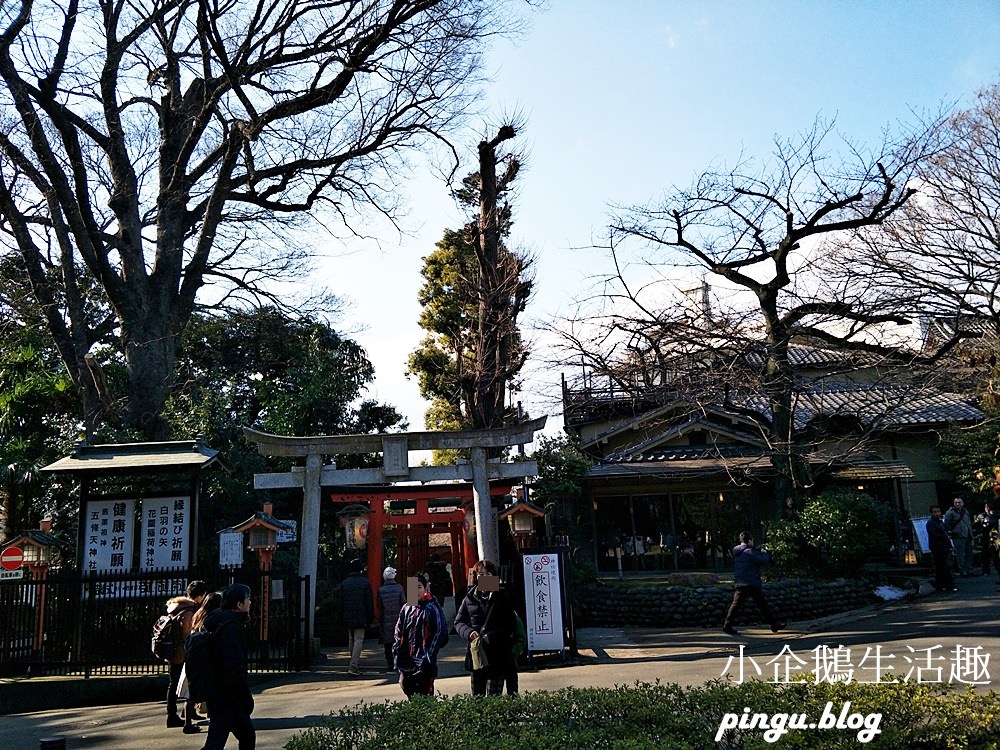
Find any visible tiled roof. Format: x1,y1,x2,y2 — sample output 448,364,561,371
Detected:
589,451,774,481
744,386,983,431
743,345,864,370
605,444,763,463
591,445,916,482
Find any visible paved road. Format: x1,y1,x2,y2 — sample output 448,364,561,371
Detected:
4,574,998,749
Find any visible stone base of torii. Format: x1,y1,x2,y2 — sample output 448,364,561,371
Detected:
244,417,545,638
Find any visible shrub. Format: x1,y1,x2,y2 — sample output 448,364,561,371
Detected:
766,491,892,578
284,680,1000,750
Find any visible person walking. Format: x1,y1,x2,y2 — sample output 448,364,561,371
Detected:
927,505,957,593
377,567,406,672
454,559,517,696
200,583,255,750
162,580,206,733
944,497,976,576
722,532,785,636
340,558,374,676
392,572,448,698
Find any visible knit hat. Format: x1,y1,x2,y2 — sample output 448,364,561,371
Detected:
383,566,397,580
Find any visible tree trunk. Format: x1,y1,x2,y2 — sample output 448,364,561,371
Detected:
121,311,178,440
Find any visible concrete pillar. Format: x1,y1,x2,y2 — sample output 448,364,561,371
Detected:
471,446,498,564
301,453,322,638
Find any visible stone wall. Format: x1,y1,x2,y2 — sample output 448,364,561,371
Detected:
574,578,874,628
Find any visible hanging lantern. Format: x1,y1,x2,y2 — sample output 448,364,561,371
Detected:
339,505,371,550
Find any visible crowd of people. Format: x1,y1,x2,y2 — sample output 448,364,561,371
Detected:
926,496,1000,593
370,556,525,699
156,553,527,741
153,511,998,747
156,581,255,750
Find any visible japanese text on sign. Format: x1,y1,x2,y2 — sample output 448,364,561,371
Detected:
139,496,190,571
84,499,135,573
521,553,565,652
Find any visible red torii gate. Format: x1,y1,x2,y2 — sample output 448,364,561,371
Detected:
246,418,546,637
330,482,516,599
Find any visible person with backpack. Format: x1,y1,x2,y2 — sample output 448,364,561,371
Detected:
154,579,207,732
199,583,256,750
392,572,448,698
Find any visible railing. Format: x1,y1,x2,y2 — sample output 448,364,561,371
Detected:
0,566,309,678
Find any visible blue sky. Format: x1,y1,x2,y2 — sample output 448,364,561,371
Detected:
322,1,1000,438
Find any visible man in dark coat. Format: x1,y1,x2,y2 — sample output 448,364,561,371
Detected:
454,559,517,695
341,558,374,676
200,583,255,750
927,505,957,592
722,532,785,636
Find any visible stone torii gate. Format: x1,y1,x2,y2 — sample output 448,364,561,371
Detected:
245,417,545,636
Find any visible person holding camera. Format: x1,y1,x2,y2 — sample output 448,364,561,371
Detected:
722,532,785,636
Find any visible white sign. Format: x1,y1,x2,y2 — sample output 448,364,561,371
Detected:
219,530,244,568
521,553,565,653
83,499,135,573
0,569,24,580
275,519,297,544
140,496,190,571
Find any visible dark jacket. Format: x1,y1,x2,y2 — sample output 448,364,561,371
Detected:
393,595,448,673
426,560,453,599
341,571,374,629
926,515,952,555
454,586,516,673
377,580,406,644
202,608,253,715
732,543,771,588
944,506,973,539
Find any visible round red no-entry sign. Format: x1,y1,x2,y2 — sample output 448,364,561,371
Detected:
1,546,24,570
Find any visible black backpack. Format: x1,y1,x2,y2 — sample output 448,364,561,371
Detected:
151,611,183,661
184,629,214,702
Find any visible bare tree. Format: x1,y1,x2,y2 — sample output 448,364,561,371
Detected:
0,0,518,439
553,117,957,507
835,81,1000,390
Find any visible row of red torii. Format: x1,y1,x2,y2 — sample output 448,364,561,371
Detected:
245,418,546,636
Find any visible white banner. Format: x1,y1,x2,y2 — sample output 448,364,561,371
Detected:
139,496,191,571
83,499,135,573
521,553,565,652
219,530,244,568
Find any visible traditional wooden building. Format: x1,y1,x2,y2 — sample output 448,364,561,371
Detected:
561,345,984,574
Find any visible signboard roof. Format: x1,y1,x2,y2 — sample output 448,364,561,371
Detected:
41,440,220,475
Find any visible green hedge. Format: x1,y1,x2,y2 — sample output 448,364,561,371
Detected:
284,680,1000,750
